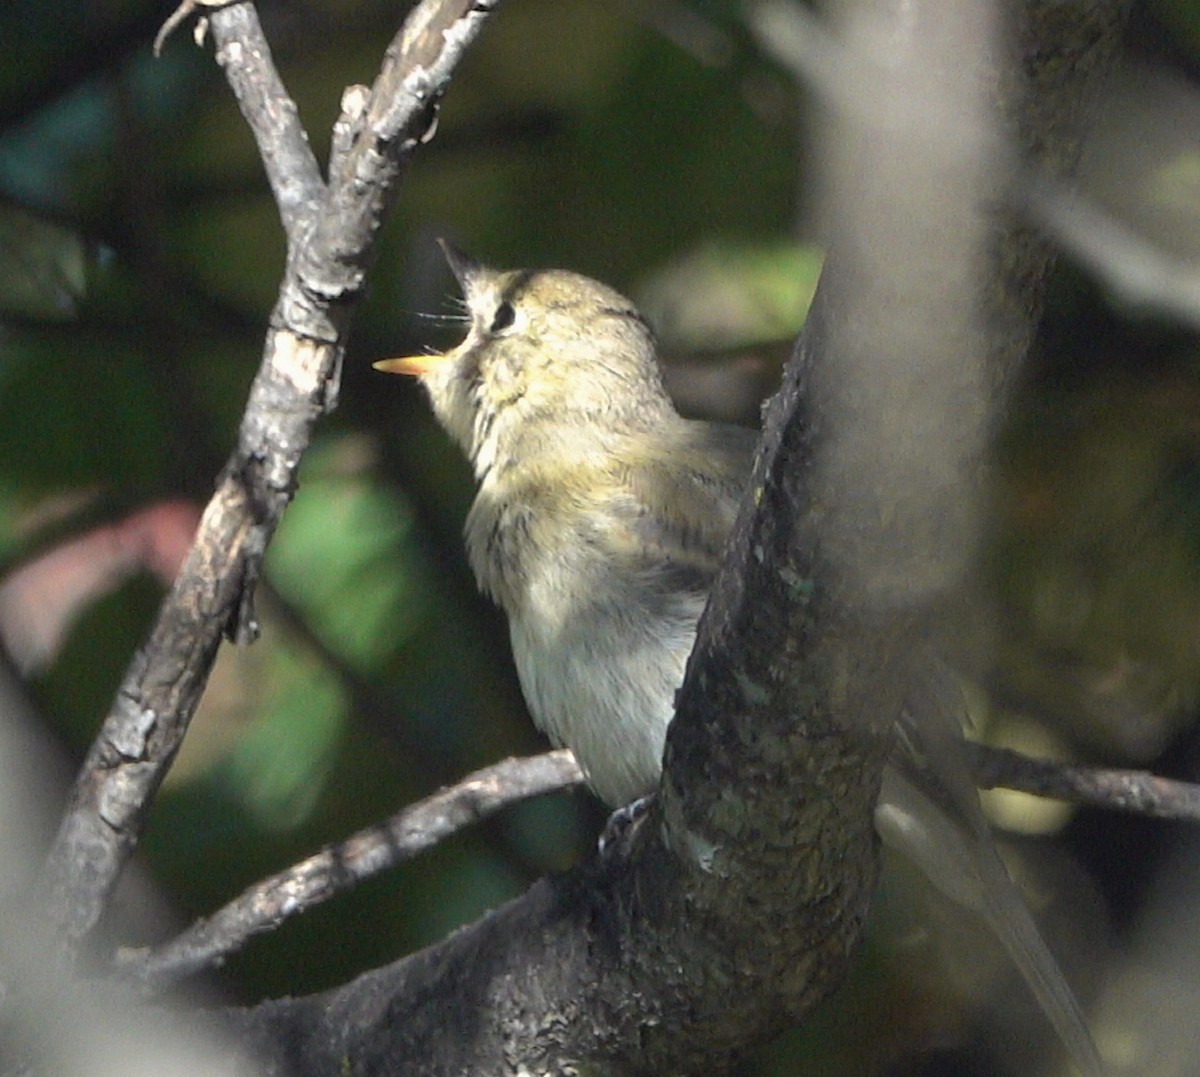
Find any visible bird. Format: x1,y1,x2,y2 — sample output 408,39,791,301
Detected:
374,240,1106,1077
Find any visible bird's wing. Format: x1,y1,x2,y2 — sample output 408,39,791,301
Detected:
613,420,758,590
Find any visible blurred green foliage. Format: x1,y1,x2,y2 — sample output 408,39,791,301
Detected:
5,1,1200,1074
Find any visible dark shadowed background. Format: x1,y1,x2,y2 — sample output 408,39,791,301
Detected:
4,1,1200,1072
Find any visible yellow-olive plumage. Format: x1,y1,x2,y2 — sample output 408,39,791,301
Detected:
377,241,752,807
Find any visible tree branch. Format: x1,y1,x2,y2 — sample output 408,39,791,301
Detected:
208,3,324,243
969,742,1200,822
1023,172,1200,331
117,751,582,990
120,732,1200,998
37,0,504,955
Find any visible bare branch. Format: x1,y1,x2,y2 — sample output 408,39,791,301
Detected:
283,0,503,345
969,742,1200,822
118,752,583,990
153,0,222,58
37,0,504,956
1023,173,1200,332
208,4,324,242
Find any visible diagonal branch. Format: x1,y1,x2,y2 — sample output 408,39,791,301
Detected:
1023,172,1200,332
37,0,504,956
116,751,583,990
208,3,324,243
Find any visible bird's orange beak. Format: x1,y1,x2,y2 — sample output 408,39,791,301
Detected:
372,353,447,376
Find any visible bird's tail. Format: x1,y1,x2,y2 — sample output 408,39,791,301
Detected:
875,662,1106,1077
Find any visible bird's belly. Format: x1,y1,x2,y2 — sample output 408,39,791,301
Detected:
508,608,694,808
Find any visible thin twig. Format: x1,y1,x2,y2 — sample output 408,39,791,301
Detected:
285,0,503,344
117,752,583,989
967,741,1200,822
208,3,324,243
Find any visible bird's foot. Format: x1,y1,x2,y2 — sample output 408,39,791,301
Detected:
598,794,653,855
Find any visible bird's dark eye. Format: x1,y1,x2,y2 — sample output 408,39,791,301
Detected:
489,301,516,334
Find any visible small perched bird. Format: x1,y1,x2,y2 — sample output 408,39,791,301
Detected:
375,241,1105,1077
376,240,754,807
